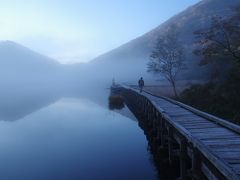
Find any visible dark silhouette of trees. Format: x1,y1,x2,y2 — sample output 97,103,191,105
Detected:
194,7,240,67
180,6,240,124
148,25,185,98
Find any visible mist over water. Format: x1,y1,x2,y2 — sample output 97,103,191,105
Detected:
1,0,238,179
0,82,158,180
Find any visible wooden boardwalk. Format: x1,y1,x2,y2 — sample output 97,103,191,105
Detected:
112,84,240,180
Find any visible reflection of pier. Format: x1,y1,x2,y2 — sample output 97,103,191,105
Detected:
108,85,124,110
111,84,240,180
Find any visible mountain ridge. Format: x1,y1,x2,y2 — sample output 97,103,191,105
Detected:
85,0,240,84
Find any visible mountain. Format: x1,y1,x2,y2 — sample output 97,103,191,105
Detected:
85,0,240,85
1,0,239,89
0,41,69,91
0,41,60,79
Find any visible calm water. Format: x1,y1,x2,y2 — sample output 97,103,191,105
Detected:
0,89,157,180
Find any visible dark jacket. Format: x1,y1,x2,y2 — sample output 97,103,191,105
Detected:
138,79,144,87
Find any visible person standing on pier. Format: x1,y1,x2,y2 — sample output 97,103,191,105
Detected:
138,77,144,93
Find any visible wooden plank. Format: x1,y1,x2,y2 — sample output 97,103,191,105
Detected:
172,116,206,121
192,130,236,136
155,105,180,109
153,102,173,106
184,124,219,130
178,120,208,124
224,157,240,164
201,136,240,141
195,134,237,141
178,125,212,130
208,144,240,150
189,128,232,134
164,108,188,112
164,106,186,110
155,102,175,107
172,117,207,123
213,148,240,153
206,143,240,149
166,109,193,114
184,122,219,130
203,139,240,145
229,164,240,173
179,121,214,126
198,134,238,140
168,112,195,116
215,151,240,158
176,121,209,126
156,99,174,104
195,134,238,141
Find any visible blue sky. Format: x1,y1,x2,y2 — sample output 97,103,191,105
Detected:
0,0,200,63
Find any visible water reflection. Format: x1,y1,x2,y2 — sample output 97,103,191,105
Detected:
0,90,59,121
125,97,180,180
0,89,157,180
108,95,125,110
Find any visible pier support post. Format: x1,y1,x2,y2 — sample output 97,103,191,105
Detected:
191,147,202,180
160,115,165,149
168,126,174,164
180,139,187,180
143,99,146,116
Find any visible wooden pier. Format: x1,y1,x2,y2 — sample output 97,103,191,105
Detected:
111,84,240,180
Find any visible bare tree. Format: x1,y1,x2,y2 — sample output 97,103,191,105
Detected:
148,25,184,98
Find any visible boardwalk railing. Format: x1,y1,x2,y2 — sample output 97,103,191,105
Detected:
111,84,240,180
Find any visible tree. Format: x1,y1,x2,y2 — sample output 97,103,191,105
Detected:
182,6,240,123
194,7,240,67
148,25,184,98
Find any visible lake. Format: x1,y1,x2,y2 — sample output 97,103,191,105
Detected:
0,88,158,180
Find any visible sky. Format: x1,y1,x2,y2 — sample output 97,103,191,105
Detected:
0,0,200,64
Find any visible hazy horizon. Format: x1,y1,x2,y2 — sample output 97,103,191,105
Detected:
0,0,200,64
